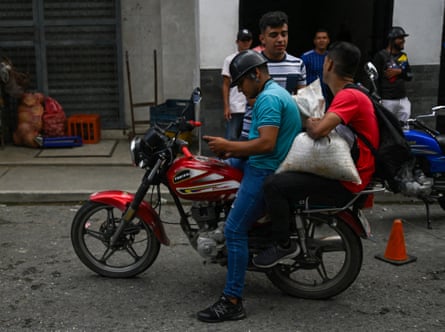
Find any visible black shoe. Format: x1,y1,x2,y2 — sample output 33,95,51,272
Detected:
197,294,246,323
252,241,300,268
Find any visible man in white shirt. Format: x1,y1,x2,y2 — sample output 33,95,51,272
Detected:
221,29,253,140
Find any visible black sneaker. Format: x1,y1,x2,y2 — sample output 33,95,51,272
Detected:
252,241,300,268
197,294,246,323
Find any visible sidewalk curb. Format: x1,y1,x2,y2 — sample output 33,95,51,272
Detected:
0,188,425,205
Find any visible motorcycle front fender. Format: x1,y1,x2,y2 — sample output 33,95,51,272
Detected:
89,190,170,245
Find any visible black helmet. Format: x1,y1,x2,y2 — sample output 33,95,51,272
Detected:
229,50,267,87
387,26,409,40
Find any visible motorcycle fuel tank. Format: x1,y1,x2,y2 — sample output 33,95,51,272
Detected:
405,129,442,156
166,156,243,201
405,129,445,173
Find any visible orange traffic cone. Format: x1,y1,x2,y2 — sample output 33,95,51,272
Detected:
375,219,417,265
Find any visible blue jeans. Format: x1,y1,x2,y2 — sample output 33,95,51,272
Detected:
225,113,245,140
223,162,274,299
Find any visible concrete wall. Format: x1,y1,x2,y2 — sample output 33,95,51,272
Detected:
198,0,241,149
200,0,239,69
119,0,444,137
393,0,444,114
393,0,444,65
121,0,199,127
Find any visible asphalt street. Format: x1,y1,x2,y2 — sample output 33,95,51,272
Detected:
1,201,444,331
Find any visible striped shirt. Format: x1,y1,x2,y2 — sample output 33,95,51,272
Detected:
262,52,306,93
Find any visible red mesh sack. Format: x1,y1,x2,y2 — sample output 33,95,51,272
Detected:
42,96,66,137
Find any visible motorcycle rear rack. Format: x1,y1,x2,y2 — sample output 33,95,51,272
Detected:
300,183,386,214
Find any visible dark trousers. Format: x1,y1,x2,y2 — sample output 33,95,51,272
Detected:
263,171,354,243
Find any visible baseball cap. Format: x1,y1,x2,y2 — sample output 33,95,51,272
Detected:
387,26,409,39
237,29,253,41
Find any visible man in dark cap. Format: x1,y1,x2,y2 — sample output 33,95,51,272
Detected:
198,50,302,323
373,26,413,127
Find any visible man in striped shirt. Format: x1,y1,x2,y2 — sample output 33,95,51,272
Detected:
259,11,306,94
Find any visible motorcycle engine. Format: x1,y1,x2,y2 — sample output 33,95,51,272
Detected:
191,201,219,229
191,201,227,259
197,222,225,259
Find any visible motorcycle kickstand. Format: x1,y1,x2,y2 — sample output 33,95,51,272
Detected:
422,198,433,229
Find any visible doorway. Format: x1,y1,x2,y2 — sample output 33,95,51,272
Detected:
239,0,394,81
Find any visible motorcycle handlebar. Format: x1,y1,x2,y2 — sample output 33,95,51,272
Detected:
188,120,202,128
181,145,193,158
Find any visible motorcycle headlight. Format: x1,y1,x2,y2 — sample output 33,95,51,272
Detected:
130,127,168,168
130,137,145,168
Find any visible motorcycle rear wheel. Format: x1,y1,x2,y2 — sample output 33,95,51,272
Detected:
71,201,160,278
267,214,362,299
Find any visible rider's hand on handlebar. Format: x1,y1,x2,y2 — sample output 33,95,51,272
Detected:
202,135,231,159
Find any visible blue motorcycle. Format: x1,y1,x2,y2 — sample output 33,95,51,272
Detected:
403,106,445,224
365,62,444,228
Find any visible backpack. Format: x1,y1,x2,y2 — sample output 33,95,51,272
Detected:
345,84,413,193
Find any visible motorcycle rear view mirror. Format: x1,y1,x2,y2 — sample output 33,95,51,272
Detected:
191,87,203,155
364,62,378,81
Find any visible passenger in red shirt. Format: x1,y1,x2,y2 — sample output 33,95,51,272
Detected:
328,88,379,193
253,41,379,268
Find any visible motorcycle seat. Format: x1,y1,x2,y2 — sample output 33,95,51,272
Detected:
435,134,445,154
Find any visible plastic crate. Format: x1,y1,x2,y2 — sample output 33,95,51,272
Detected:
40,136,83,148
67,114,101,144
149,99,194,131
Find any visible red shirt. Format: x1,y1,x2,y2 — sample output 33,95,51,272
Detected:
328,88,379,192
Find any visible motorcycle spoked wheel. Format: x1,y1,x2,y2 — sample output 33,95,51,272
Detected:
267,214,362,299
71,201,161,278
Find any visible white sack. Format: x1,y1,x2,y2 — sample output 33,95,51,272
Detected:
277,131,362,184
293,78,325,122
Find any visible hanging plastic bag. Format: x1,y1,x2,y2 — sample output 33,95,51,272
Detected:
293,78,325,124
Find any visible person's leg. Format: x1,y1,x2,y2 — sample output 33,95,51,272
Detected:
398,97,411,125
265,171,354,242
225,156,246,171
253,171,353,268
382,99,401,121
223,164,272,298
226,113,244,140
197,164,273,322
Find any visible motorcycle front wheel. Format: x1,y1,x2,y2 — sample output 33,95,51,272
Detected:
71,201,160,278
267,213,362,299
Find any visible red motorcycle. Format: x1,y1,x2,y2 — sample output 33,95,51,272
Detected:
71,89,383,299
